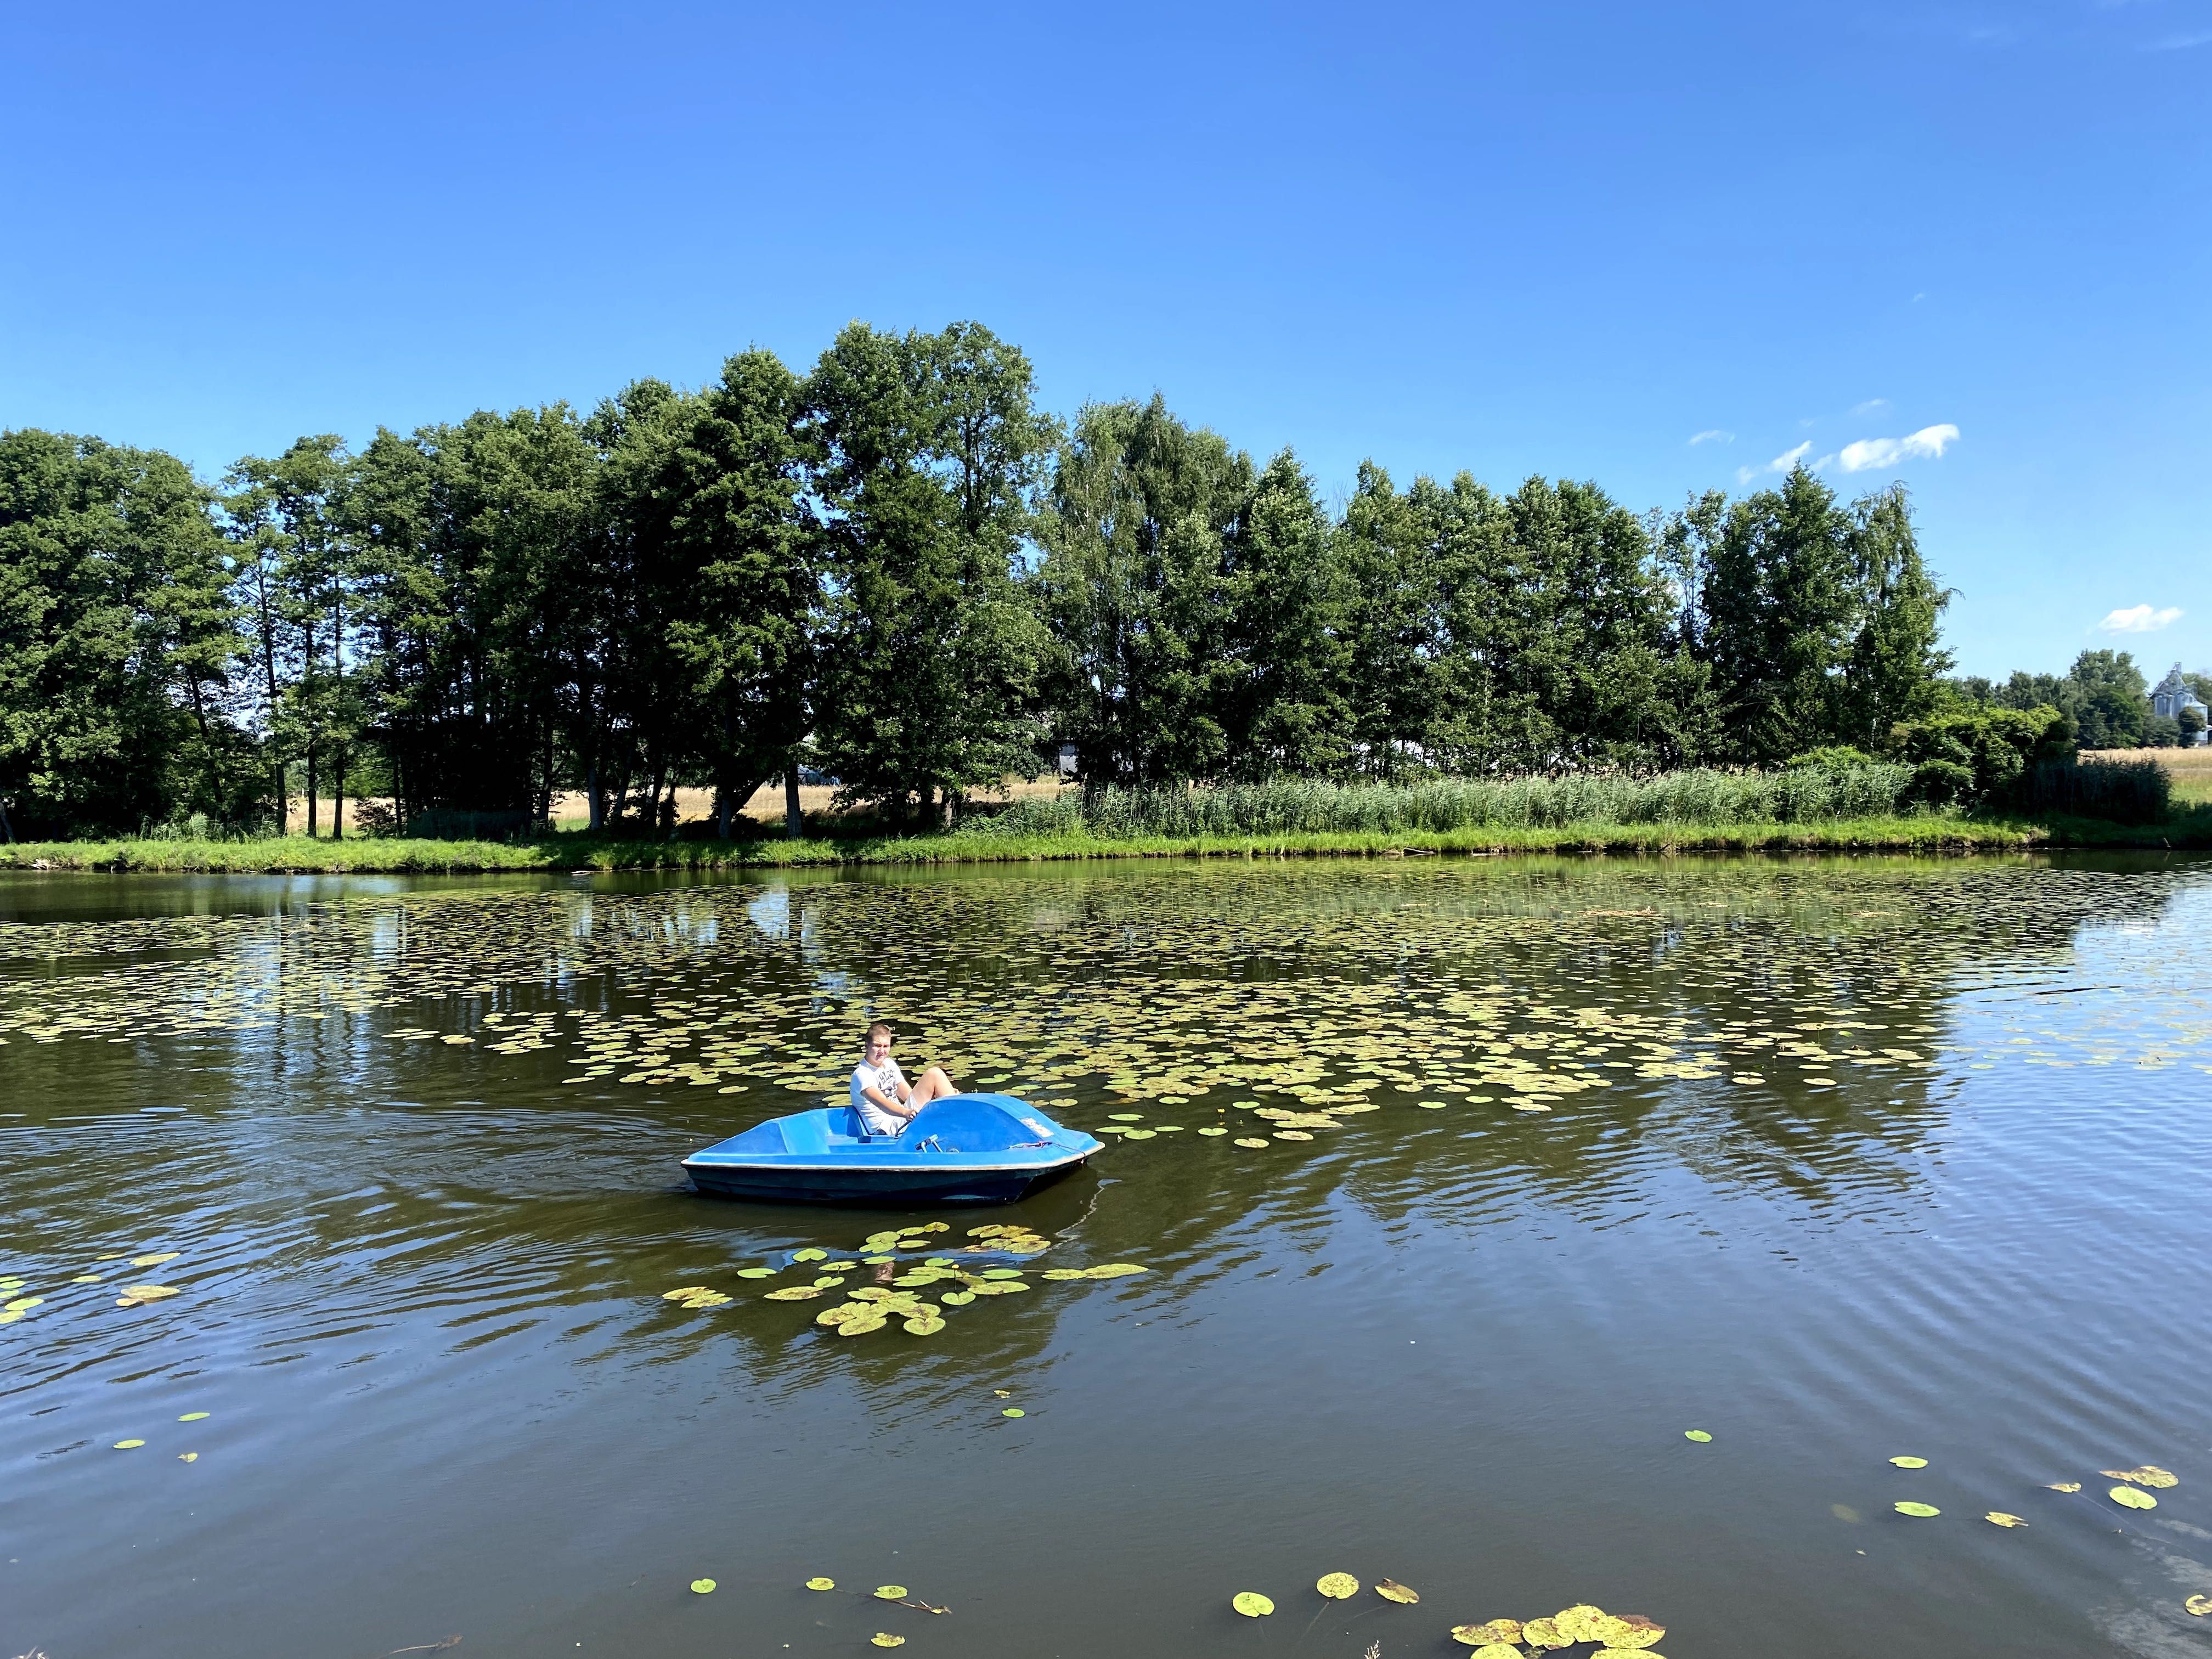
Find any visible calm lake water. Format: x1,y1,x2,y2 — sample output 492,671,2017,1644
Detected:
4,855,2210,1659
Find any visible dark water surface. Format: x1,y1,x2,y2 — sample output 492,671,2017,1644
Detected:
3,855,2210,1659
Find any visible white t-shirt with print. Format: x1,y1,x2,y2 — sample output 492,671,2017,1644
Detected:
850,1057,909,1136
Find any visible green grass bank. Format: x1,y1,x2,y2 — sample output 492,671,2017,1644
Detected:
4,810,2210,874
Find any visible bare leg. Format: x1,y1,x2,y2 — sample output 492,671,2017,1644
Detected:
907,1066,960,1109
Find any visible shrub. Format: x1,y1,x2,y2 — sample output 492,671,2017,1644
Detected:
1889,705,2072,809
2017,759,2172,825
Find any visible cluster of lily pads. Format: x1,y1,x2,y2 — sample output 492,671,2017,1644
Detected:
1232,1576,1663,1658
1448,1605,1664,1656
0,1251,183,1325
662,1222,1147,1339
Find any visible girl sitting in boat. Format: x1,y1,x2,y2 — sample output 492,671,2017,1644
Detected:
851,1022,962,1136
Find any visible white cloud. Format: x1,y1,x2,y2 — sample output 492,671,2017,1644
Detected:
1736,440,1812,484
1837,422,1960,472
1850,398,1889,416
2099,604,2184,634
1689,429,1733,446
2151,28,2212,47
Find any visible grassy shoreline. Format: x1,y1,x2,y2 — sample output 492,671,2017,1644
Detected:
4,811,2210,874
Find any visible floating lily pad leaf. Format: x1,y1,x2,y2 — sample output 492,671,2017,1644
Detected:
71,1275,103,1283
1272,1130,1312,1141
1985,1513,2028,1527
871,1635,904,1647
663,1286,713,1301
1607,1614,1666,1648
1591,1649,1663,1659
2110,1486,2157,1510
2046,1481,2081,1493
1040,1269,1088,1280
1001,1408,1025,1418
1894,1502,1940,1517
806,1577,835,1590
115,1285,180,1307
1107,1113,1144,1121
1198,1126,1228,1136
941,1291,976,1306
0,1278,21,1290
1554,1605,1606,1642
1452,1620,1521,1646
1086,1264,1148,1278
4,1297,42,1312
1889,1456,1928,1469
2185,1594,2210,1616
1234,1138,1269,1148
178,1452,198,1462
2126,1466,2179,1489
735,1267,778,1278
792,1249,828,1262
178,1412,210,1421
1684,1430,1712,1442
1232,1592,1273,1617
874,1585,908,1600
131,1253,179,1267
978,1268,1023,1279
691,1578,716,1594
1375,1578,1418,1604
1316,1572,1358,1599
114,1439,145,1449
1520,1616,1570,1649
764,1286,822,1301
837,1314,888,1336
1122,1128,1156,1139
902,1317,945,1335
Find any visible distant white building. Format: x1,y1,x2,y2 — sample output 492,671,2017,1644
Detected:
2150,663,2208,744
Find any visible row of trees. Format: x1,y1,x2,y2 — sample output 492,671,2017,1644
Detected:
3,321,1962,839
1958,652,2208,750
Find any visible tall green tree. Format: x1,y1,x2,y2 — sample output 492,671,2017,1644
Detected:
0,429,245,837
1334,462,1451,779
807,321,1056,820
1032,396,1251,785
634,349,821,836
1217,450,1353,777
1840,484,1954,746
2062,648,2148,749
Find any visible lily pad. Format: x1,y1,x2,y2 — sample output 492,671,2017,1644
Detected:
2110,1486,2157,1510
1234,1137,1269,1148
874,1585,907,1600
178,1412,210,1421
131,1252,180,1267
114,1439,145,1449
1001,1408,1025,1418
690,1578,716,1594
735,1267,778,1278
2045,1481,2081,1493
1520,1616,1571,1649
1889,1456,1928,1469
1684,1429,1712,1442
806,1577,835,1590
2126,1465,2179,1489
1452,1621,1521,1646
1232,1592,1274,1617
2185,1594,2211,1616
902,1316,946,1335
1375,1578,1418,1604
1985,1512,2028,1527
1316,1572,1358,1599
1894,1502,1940,1517
871,1635,905,1647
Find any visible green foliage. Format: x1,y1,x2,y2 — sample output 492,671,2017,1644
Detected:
808,322,1056,820
973,765,1916,839
1888,704,2073,808
2016,759,2171,824
0,429,249,838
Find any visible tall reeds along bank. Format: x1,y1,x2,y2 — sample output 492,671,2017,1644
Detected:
2015,759,2172,825
968,766,1917,840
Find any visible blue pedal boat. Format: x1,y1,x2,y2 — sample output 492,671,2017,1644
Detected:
682,1093,1103,1206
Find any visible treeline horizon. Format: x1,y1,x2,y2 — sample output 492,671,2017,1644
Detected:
0,318,2152,842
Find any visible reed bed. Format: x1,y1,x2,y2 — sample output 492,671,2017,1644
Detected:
970,767,1918,840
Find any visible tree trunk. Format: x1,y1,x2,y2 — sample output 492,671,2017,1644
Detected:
585,763,604,833
785,770,803,839
716,785,732,840
306,746,319,838
334,747,346,841
0,794,14,844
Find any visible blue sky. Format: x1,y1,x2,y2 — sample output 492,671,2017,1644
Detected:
2,1,2205,678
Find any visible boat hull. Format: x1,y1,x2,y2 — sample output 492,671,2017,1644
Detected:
681,1094,1103,1207
682,1153,1089,1207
